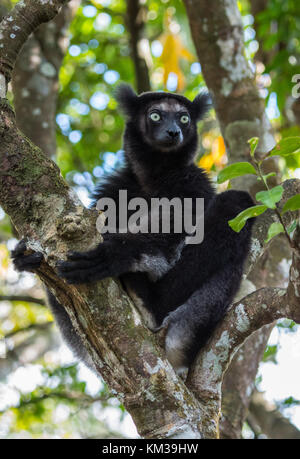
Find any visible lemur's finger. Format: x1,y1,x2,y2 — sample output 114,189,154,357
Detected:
13,253,43,272
11,239,27,258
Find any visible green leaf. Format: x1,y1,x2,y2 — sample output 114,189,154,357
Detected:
287,220,298,235
277,319,296,330
228,205,267,232
265,222,284,243
281,194,300,214
263,172,276,181
257,172,276,182
269,137,300,157
248,137,259,157
217,162,257,184
262,344,278,363
281,396,300,407
256,185,284,209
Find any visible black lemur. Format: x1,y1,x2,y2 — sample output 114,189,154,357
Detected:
12,84,255,374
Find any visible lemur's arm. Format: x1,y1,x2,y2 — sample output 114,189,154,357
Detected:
57,231,184,284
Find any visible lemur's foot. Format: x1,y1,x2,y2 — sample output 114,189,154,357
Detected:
11,239,43,272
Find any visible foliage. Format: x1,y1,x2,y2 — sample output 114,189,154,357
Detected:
218,136,300,244
255,0,300,113
0,364,126,438
263,344,278,364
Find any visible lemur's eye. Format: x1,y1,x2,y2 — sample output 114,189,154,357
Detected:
180,115,190,124
150,112,161,122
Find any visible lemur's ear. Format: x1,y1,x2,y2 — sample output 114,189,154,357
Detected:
114,83,139,117
192,91,212,121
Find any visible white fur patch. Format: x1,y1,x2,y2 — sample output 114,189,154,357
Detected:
165,322,192,373
132,254,170,281
150,100,186,113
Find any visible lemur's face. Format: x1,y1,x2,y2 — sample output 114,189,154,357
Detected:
142,99,192,152
115,84,211,154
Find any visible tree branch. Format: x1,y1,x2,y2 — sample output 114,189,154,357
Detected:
0,0,70,86
3,321,52,339
186,287,285,436
0,294,46,306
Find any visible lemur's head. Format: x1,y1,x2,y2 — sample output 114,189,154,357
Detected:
115,84,211,159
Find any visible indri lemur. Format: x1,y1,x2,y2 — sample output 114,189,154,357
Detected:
12,84,254,374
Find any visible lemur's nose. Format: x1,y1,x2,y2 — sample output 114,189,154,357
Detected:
167,129,180,138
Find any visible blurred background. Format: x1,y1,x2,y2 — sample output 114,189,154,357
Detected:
0,0,300,439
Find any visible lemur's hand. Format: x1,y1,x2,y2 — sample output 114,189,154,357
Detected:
57,242,118,284
11,239,43,273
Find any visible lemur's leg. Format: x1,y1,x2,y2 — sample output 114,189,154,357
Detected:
11,240,94,369
126,190,255,327
163,261,243,374
122,253,243,373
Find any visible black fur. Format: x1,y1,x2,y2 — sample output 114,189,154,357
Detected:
11,85,255,373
